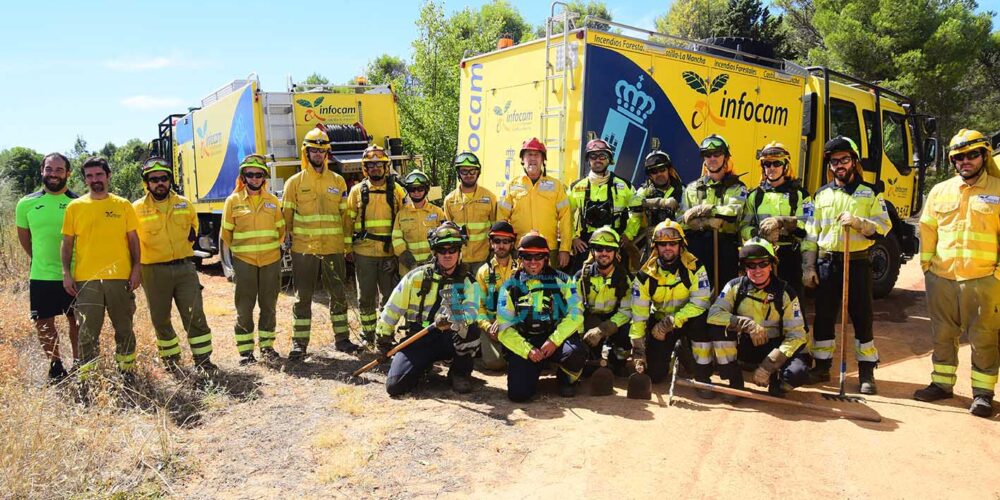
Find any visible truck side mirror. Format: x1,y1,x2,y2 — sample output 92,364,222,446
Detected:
923,138,938,167
922,117,937,136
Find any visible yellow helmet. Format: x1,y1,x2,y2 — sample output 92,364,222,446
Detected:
589,226,621,250
302,126,331,150
948,129,1000,178
651,220,686,246
758,141,796,179
361,145,390,177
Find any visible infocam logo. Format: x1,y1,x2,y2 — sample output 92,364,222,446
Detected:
492,100,534,132
196,120,223,158
297,97,359,122
682,71,789,128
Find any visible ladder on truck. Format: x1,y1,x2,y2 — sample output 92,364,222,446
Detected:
541,2,578,176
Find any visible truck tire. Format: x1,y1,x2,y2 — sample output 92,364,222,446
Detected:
220,240,235,282
870,233,901,299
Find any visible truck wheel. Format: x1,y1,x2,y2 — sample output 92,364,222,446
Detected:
220,241,235,282
870,233,901,299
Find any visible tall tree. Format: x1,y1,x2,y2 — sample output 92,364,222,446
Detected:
713,0,790,58
365,54,410,86
772,0,823,61
302,73,329,86
537,0,613,36
0,147,43,194
655,0,728,40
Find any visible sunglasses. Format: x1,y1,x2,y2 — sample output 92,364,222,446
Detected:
242,172,266,179
406,186,427,192
655,241,680,248
761,160,786,169
490,237,514,245
364,161,389,169
828,156,853,167
951,150,982,162
646,166,668,175
587,152,610,161
146,175,171,184
592,246,616,253
743,260,771,270
520,253,548,262
436,246,460,255
701,151,725,158
458,168,479,176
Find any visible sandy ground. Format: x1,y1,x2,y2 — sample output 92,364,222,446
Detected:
161,258,998,498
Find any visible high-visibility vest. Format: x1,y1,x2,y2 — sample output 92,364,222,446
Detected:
133,192,197,264
804,180,891,253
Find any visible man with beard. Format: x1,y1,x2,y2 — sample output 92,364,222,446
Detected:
568,139,641,272
220,154,286,364
377,222,480,395
914,129,1000,418
346,145,406,345
443,152,496,274
707,238,812,401
16,153,80,381
634,150,684,263
803,136,891,394
61,157,141,379
132,158,215,372
497,138,572,270
282,127,358,357
630,220,713,396
392,170,447,276
680,135,748,296
496,231,585,400
741,143,812,297
577,227,634,376
475,221,518,371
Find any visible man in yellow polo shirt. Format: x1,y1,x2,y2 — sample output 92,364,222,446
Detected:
133,157,215,372
61,156,141,379
221,154,286,365
443,152,496,274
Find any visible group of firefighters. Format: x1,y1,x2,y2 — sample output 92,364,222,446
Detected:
14,125,999,418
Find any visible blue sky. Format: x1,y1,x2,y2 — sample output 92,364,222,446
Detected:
2,0,997,154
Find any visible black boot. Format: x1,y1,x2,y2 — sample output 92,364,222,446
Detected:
913,383,953,402
970,394,995,418
335,338,360,354
48,359,68,382
858,361,877,395
807,359,832,385
719,363,743,403
693,363,716,400
557,370,577,398
288,342,308,361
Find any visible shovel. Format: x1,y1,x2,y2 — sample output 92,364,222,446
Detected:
821,226,866,404
667,339,681,406
588,345,615,396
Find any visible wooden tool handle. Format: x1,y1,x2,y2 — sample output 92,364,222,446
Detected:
675,379,882,423
351,324,438,377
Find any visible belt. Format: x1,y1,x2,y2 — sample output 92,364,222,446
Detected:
819,250,869,261
149,258,190,266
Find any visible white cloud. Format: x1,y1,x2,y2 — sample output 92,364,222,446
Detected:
120,95,185,110
103,52,209,71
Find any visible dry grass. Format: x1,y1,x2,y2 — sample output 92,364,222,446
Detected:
330,385,366,417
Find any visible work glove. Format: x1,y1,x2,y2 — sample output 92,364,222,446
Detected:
704,217,725,231
398,251,417,270
650,315,674,341
802,251,819,289
631,337,647,373
775,215,799,234
683,204,714,224
686,217,706,232
758,217,782,243
837,211,877,236
583,320,618,347
730,315,766,344
752,348,789,386
643,197,680,212
434,309,468,339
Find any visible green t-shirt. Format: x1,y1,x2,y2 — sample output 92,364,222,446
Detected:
15,190,78,281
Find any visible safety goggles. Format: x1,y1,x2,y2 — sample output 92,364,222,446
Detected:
587,152,611,161
761,160,786,169
951,150,982,162
241,154,268,169
242,172,266,179
655,241,680,248
454,153,480,167
146,174,171,184
519,253,548,262
828,156,853,167
743,260,771,270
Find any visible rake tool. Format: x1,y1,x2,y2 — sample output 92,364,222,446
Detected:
821,226,866,404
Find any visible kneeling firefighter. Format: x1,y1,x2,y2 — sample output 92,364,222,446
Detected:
576,227,634,376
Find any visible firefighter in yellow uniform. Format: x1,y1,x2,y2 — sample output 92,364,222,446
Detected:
707,238,811,400
630,221,713,395
497,138,572,269
392,170,447,276
577,227,634,376
220,154,286,364
741,142,812,296
475,221,517,371
914,129,1000,418
346,145,407,344
133,158,215,371
803,137,891,394
282,126,357,357
568,139,642,272
443,152,496,274
634,150,684,263
680,135,749,294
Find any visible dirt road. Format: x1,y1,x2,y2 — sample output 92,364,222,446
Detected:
169,259,997,498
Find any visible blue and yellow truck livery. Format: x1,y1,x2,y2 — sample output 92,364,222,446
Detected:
458,15,937,297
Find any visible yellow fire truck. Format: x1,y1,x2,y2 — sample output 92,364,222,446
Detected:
458,5,938,297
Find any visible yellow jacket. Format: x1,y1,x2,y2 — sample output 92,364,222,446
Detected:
804,180,891,253
443,186,497,263
630,253,711,339
133,192,197,264
920,172,1000,281
392,199,447,274
282,166,350,255
707,276,808,359
475,255,517,330
497,174,572,252
221,190,285,267
346,179,406,258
